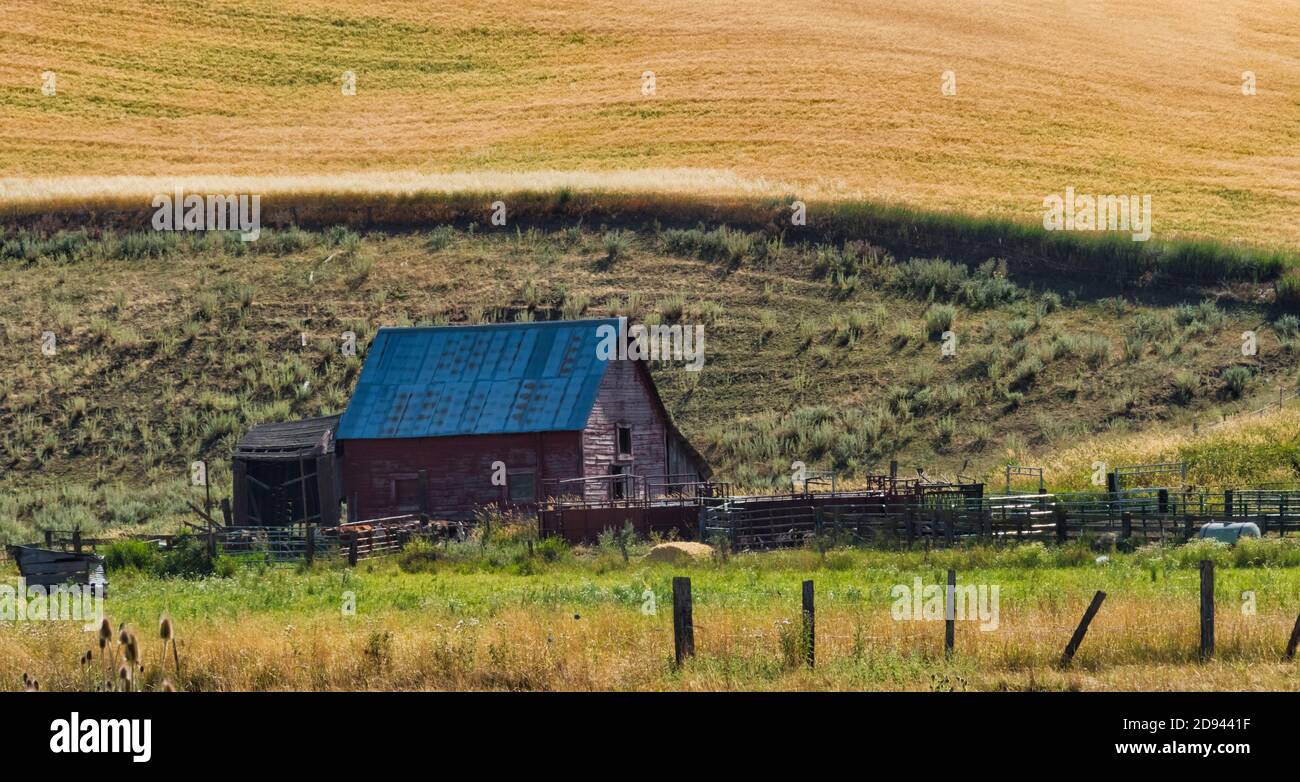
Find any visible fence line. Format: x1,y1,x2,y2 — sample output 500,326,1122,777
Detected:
702,488,1300,550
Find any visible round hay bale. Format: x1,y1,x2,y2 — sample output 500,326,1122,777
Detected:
642,541,714,564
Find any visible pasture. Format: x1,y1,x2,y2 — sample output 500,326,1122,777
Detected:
5,537,1300,691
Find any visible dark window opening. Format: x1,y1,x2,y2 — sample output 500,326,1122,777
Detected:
617,425,633,458
393,476,421,510
509,472,536,503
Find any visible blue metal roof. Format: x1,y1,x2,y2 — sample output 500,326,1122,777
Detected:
336,319,619,440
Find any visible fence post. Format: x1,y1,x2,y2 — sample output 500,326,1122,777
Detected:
943,511,955,545
207,528,216,558
305,524,315,564
1158,489,1168,515
905,508,915,546
1286,615,1300,661
672,576,695,666
1199,560,1214,661
944,569,956,659
1060,591,1107,668
1121,512,1132,543
1054,506,1068,544
1224,490,1233,518
220,498,232,527
72,529,81,554
802,580,815,668
1184,512,1195,542
347,534,358,567
43,530,53,548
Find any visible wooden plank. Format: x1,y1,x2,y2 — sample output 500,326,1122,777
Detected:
944,569,956,658
1200,560,1214,661
1060,591,1106,667
802,580,815,668
672,576,694,666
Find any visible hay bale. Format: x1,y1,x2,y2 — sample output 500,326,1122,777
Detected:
642,541,714,563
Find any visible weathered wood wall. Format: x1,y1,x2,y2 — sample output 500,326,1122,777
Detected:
340,431,581,520
581,360,671,501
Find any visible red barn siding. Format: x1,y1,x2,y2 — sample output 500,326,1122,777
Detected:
581,360,670,502
340,431,581,520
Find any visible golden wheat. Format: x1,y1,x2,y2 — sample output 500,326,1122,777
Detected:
1,0,1297,243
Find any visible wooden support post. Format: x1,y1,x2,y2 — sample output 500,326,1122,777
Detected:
1199,560,1214,661
347,534,358,567
1054,506,1068,544
943,511,955,545
220,498,232,527
1158,489,1169,515
418,470,429,514
1184,513,1195,542
72,529,81,554
1224,489,1233,518
305,524,315,564
944,569,956,659
1286,615,1300,661
672,576,694,666
1060,591,1107,668
207,528,216,558
801,580,815,668
905,508,915,545
1120,512,1132,542
43,530,53,548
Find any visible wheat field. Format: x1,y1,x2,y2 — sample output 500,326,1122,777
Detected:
2,0,1298,243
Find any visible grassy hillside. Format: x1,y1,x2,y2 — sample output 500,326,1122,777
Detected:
2,222,1299,542
2,0,1299,245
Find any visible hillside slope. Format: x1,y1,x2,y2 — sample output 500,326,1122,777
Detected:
2,0,1299,243
2,224,1298,541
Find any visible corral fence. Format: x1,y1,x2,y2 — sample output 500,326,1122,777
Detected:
702,488,1300,550
27,514,466,567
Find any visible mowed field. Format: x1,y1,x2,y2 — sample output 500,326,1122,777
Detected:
1,0,1299,244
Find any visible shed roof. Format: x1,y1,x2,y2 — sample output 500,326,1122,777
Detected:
336,319,619,440
235,414,339,459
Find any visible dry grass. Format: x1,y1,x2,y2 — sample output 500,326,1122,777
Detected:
1,0,1298,244
5,550,1300,691
1037,401,1300,490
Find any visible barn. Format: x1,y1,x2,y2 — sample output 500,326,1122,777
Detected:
334,318,709,521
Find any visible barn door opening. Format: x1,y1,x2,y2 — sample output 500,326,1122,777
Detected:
243,458,320,526
611,465,627,501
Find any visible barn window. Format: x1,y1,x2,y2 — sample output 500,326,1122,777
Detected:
616,425,633,458
392,475,421,510
508,472,536,503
